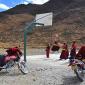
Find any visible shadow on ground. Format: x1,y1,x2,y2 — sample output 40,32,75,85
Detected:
0,71,8,76
0,71,22,77
63,76,82,85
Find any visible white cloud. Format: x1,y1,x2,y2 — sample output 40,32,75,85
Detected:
23,1,28,5
0,3,10,10
23,0,32,5
23,0,49,5
32,0,49,4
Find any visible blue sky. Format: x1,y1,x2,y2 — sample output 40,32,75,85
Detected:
0,0,49,12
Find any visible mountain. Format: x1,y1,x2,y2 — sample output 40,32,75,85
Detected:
2,0,74,15
0,0,85,48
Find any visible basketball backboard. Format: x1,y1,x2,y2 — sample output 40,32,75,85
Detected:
35,12,53,26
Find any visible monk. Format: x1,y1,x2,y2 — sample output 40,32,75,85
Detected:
70,41,77,59
46,44,50,58
6,46,22,56
51,41,60,52
60,43,69,60
69,41,77,65
76,45,85,60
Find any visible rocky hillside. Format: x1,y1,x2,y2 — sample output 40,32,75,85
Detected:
0,0,85,48
0,13,34,48
2,0,73,15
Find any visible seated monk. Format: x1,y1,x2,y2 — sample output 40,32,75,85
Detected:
76,45,85,60
51,41,60,51
6,46,22,56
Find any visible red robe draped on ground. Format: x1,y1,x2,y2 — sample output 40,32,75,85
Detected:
60,43,69,59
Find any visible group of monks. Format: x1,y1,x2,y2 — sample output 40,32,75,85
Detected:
45,41,85,60
60,41,77,60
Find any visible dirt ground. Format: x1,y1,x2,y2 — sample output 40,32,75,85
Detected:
0,54,85,85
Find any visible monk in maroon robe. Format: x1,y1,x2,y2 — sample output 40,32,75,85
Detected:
51,41,60,52
46,44,50,58
69,41,77,65
76,45,85,60
6,47,22,56
60,43,69,60
70,41,77,59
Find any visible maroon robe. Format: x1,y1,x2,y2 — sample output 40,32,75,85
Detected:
76,46,85,59
46,45,50,58
51,41,60,51
60,43,69,59
70,42,77,57
6,47,22,56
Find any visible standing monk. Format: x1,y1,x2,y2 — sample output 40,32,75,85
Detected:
69,41,77,65
46,44,50,58
76,45,85,60
60,43,69,60
70,41,77,59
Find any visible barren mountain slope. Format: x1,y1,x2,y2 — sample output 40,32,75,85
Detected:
0,13,34,48
0,0,85,48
